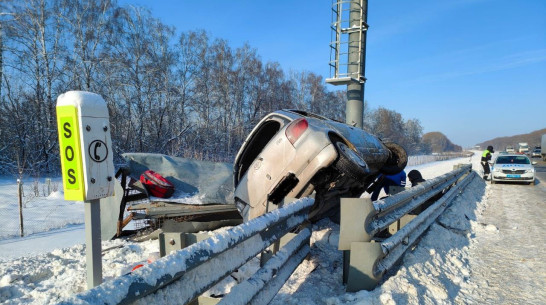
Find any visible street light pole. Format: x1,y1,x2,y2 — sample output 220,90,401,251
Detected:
345,0,368,128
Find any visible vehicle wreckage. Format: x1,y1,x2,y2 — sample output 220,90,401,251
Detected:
108,110,407,238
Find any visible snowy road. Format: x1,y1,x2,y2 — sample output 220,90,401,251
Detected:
459,164,546,304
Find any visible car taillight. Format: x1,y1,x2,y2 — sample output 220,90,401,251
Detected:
285,118,308,145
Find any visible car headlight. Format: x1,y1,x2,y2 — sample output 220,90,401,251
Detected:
493,167,501,172
525,168,535,173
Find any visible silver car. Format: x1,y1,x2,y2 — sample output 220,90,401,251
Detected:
233,110,407,222
491,154,536,185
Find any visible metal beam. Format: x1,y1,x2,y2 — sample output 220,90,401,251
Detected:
218,228,311,305
60,198,314,305
375,171,477,276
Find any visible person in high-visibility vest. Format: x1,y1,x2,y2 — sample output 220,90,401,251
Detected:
481,145,494,180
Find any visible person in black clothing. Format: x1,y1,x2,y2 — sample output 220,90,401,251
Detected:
481,145,494,180
370,170,407,201
408,170,426,187
407,169,435,214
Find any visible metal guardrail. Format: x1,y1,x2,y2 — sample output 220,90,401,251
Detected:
59,164,475,301
339,164,474,291
370,165,473,236
376,169,476,275
58,197,314,305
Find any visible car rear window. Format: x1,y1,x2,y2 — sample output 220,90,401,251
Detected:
235,119,282,183
496,156,530,164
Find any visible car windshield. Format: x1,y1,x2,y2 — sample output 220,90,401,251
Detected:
496,156,530,164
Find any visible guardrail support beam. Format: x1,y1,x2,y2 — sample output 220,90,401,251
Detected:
388,214,416,235
159,232,212,257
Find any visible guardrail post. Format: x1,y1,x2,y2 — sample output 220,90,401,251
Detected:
338,197,378,286
346,241,383,292
188,297,220,305
159,232,212,257
260,232,298,267
388,214,416,235
261,197,299,267
338,197,375,249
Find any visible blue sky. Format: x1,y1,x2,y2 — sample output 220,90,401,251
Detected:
119,0,546,148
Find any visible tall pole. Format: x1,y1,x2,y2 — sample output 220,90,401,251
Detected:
346,0,368,129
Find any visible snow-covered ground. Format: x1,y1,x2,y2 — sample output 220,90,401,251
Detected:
0,177,83,241
1,152,545,304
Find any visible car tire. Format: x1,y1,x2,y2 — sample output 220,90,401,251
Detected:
380,142,408,175
333,141,369,180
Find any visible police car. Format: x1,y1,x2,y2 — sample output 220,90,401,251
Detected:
491,154,536,185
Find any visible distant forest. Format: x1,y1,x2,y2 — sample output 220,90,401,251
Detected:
0,0,430,175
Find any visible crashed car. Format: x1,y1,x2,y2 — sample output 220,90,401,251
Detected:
233,109,407,222
491,154,536,185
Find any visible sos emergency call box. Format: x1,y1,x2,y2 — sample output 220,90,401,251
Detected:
56,91,115,201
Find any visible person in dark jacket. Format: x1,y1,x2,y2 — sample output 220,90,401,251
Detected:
370,170,407,201
481,146,494,180
407,169,440,214
408,169,426,187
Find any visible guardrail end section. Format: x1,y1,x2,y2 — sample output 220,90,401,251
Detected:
346,242,383,292
339,197,375,250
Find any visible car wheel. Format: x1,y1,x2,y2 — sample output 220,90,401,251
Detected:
333,141,369,180
380,142,408,175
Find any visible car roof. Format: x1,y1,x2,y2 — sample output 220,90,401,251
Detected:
496,153,530,158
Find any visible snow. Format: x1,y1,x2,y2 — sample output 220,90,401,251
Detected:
0,177,84,241
1,152,545,304
56,91,108,118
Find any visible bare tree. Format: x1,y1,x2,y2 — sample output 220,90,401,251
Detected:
2,0,65,172
59,0,115,91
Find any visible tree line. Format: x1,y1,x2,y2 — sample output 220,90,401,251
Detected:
0,0,429,176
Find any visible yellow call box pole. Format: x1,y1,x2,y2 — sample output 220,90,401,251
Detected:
56,91,115,289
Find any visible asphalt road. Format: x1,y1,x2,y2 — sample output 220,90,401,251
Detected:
531,155,546,176
465,154,546,304
529,155,546,186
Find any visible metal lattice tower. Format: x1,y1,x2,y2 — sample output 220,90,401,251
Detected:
326,0,368,84
326,0,368,128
